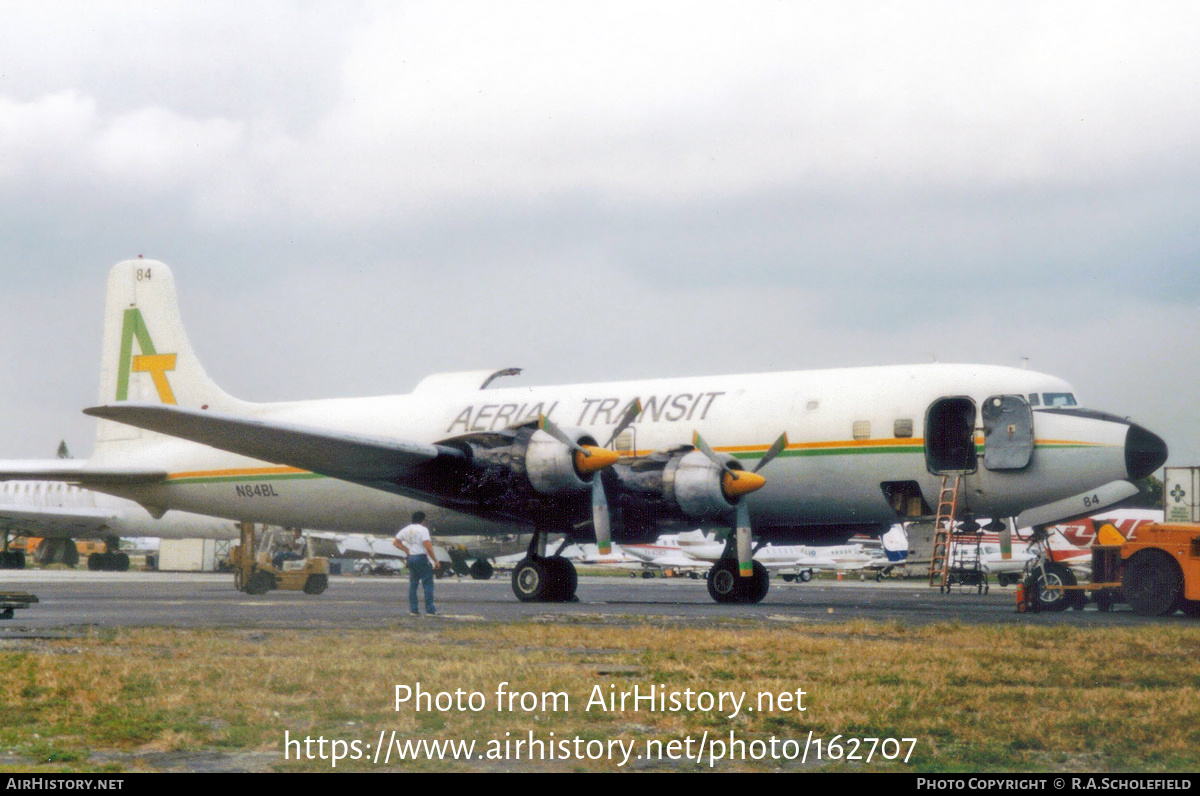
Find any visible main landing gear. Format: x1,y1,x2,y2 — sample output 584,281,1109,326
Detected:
706,559,770,604
704,527,770,605
87,537,130,571
510,530,578,603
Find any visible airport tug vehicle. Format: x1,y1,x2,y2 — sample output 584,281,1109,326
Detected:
230,522,329,596
1088,523,1200,616
1018,521,1200,616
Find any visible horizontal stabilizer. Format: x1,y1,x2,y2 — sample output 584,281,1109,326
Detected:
84,402,465,482
0,460,167,486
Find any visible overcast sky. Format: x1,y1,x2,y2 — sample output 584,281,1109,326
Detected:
1,1,1197,469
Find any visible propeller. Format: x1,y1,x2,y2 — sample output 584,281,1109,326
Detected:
691,431,766,498
603,399,643,448
538,414,618,474
701,431,788,578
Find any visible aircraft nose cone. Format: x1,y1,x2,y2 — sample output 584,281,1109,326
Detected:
1125,423,1168,480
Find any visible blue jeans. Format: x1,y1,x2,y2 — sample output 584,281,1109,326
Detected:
407,556,435,614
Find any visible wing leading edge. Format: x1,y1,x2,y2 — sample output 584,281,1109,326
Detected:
84,402,465,480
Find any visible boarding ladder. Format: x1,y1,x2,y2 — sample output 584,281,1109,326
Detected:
928,474,962,590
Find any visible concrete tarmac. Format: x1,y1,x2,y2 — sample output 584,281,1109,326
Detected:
0,568,1185,631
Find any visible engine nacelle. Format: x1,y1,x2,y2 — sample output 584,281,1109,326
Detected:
524,428,603,495
666,450,740,519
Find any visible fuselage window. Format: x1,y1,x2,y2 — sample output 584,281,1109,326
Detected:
852,421,871,440
1042,392,1077,407
893,419,913,438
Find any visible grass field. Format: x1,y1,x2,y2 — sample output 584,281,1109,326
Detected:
2,618,1199,772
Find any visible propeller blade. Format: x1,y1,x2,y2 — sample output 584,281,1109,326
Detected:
603,399,643,447
735,501,753,578
692,431,738,480
753,432,790,473
538,414,587,455
591,475,612,555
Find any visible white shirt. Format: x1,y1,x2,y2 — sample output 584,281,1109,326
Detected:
395,523,432,560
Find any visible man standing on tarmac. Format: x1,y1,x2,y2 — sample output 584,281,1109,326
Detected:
393,511,437,616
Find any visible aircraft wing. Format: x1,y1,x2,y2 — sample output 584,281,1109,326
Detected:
0,504,118,538
85,403,457,479
0,460,166,486
83,402,493,511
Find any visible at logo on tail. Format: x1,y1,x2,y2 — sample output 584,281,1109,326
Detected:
115,308,177,404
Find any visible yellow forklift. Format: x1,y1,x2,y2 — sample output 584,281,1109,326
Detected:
230,522,329,596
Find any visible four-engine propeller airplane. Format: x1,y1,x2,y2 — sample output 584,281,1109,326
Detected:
0,260,1169,604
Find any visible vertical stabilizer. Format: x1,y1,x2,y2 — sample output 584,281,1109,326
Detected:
95,260,246,448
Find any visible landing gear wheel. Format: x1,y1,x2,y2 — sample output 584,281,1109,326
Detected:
747,561,769,604
469,560,494,580
797,569,813,583
244,571,274,595
542,556,577,602
1032,562,1081,612
706,560,768,604
114,553,130,572
1123,549,1184,616
707,559,741,604
35,539,79,567
303,574,328,595
781,574,795,583
61,541,78,568
512,558,548,602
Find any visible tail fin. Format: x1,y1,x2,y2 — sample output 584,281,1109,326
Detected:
95,259,246,447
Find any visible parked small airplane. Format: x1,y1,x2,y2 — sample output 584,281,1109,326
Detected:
620,534,714,577
670,529,886,573
0,260,1168,605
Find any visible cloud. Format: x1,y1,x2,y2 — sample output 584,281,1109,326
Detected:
0,1,1197,466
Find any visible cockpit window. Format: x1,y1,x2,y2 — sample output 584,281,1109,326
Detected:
1027,393,1040,407
1042,392,1077,407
